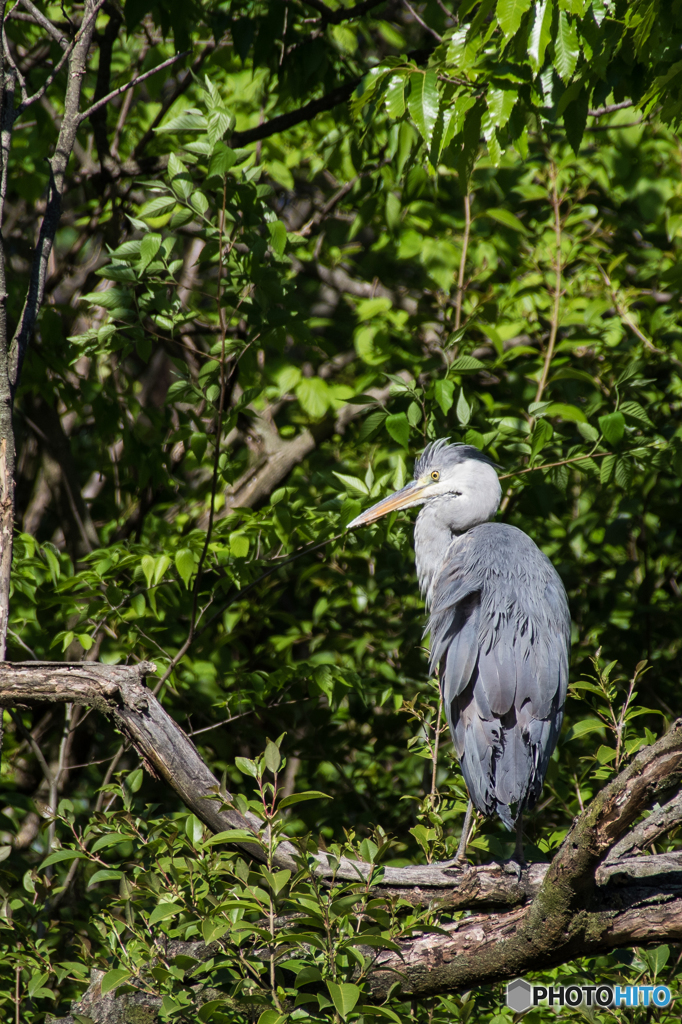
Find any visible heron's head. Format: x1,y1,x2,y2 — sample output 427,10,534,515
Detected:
346,439,501,530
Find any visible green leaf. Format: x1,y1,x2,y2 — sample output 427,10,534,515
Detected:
175,548,195,588
87,869,124,888
484,207,529,233
235,756,258,777
385,412,410,449
554,10,580,81
327,981,361,1019
139,196,176,219
264,739,281,773
385,75,406,118
407,69,439,146
185,814,204,845
141,554,155,589
577,422,599,442
541,402,587,423
530,418,553,460
278,790,331,809
333,472,369,495
564,718,606,742
296,377,330,418
434,379,455,414
204,829,258,846
148,902,183,925
90,833,130,854
496,0,532,36
456,389,471,426
101,968,132,995
487,86,518,127
207,145,237,179
230,533,249,558
528,0,553,72
38,849,86,870
153,554,171,586
268,220,287,257
599,411,625,445
139,233,162,271
450,355,485,372
257,1012,287,1024
167,152,193,199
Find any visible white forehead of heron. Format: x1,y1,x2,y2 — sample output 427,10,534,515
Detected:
413,440,497,485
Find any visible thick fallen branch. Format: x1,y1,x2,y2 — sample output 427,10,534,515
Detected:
4,661,682,1015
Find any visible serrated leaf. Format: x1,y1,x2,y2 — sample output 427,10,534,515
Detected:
207,145,237,178
167,152,193,199
530,419,553,460
385,75,406,118
139,233,162,270
268,220,287,257
497,0,532,36
599,411,625,445
529,0,553,72
407,69,439,145
139,196,176,219
156,112,207,133
554,10,580,81
385,412,410,449
296,377,330,418
434,379,455,415
487,86,518,127
333,472,369,495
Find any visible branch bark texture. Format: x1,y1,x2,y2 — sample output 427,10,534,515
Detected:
2,661,682,1007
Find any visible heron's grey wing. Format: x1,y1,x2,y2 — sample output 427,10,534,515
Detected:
427,523,571,829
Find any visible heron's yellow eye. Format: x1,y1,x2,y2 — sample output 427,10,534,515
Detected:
431,471,440,481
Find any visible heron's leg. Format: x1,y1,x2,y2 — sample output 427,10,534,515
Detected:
513,814,525,865
456,800,474,862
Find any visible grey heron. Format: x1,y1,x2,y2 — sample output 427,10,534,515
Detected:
347,439,570,862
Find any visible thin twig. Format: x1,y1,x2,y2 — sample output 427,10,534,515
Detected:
588,100,633,118
79,50,190,121
16,0,68,47
498,450,610,480
534,162,562,405
402,0,442,41
454,191,471,332
430,689,443,801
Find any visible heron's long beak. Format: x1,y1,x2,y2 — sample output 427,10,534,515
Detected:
346,480,428,529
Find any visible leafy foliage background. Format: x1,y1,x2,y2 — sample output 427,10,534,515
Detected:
1,0,682,1020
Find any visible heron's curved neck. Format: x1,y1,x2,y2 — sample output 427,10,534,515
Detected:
413,466,501,603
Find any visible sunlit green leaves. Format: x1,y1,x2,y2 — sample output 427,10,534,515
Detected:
554,10,580,81
407,70,439,146
497,0,532,38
